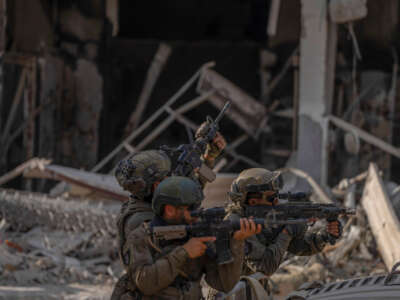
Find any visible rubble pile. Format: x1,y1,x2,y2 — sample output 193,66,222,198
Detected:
270,164,400,299
0,190,122,299
1,164,400,300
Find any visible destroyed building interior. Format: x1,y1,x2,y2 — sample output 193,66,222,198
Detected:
0,0,400,299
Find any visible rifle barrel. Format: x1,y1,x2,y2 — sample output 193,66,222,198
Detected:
214,101,231,124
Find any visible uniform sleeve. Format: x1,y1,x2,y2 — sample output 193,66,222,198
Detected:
125,228,189,295
246,232,292,276
204,238,245,293
287,229,327,256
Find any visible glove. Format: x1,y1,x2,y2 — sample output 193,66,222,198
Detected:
284,224,307,239
196,122,226,161
324,220,342,244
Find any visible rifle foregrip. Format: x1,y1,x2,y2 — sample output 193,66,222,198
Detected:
215,232,233,265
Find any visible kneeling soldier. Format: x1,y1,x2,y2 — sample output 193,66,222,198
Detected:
113,176,259,300
228,168,342,278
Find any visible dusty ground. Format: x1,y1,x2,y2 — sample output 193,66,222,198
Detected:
0,284,113,300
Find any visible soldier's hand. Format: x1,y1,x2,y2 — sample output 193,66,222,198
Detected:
212,132,226,152
283,224,306,239
183,237,216,259
233,218,262,241
326,220,342,238
204,132,226,161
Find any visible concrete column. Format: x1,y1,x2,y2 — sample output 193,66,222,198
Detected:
0,0,6,131
296,0,337,188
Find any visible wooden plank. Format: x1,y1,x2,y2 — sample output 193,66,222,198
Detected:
124,43,172,134
197,69,267,138
361,163,400,270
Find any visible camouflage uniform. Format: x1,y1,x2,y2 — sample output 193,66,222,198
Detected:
112,134,224,299
115,142,221,265
115,150,172,267
114,176,244,299
227,168,334,277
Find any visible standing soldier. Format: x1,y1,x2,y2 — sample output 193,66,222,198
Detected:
113,176,259,299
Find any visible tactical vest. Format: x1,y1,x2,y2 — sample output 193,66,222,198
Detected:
117,196,154,267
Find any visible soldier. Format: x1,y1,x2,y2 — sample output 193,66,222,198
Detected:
112,130,226,299
228,168,342,278
114,131,226,264
113,176,260,300
114,149,172,269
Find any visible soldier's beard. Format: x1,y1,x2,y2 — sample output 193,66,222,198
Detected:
164,211,187,225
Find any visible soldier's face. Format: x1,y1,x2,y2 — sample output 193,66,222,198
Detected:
247,191,278,206
167,206,196,224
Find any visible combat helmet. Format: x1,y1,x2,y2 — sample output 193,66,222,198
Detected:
152,176,203,216
229,168,281,205
115,150,172,199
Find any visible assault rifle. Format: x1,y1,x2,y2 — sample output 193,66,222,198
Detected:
173,101,231,182
243,194,356,244
152,206,313,265
152,207,266,265
152,202,354,265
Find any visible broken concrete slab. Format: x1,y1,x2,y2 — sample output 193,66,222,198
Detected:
24,163,129,201
197,68,267,138
361,163,400,270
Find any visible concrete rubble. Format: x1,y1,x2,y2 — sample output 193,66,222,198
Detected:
1,162,400,299
0,190,120,300
269,163,400,299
